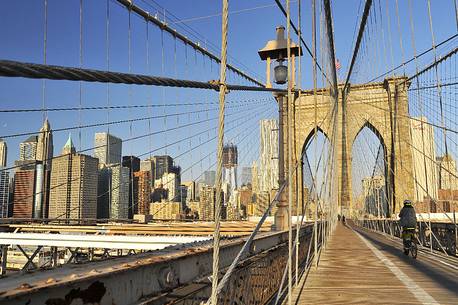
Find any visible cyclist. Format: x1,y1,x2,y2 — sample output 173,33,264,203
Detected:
399,200,417,254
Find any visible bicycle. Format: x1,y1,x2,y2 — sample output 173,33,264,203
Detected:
402,228,418,259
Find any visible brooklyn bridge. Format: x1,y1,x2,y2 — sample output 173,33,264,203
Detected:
0,0,457,304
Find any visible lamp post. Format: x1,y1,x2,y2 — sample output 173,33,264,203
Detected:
258,26,302,231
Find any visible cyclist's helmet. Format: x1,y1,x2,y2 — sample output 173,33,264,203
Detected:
403,199,412,206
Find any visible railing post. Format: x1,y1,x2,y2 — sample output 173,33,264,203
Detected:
454,209,457,253
51,246,58,268
0,245,7,276
429,212,433,253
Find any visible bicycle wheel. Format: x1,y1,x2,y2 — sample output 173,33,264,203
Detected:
411,243,417,259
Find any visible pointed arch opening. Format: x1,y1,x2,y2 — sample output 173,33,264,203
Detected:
301,127,332,217
351,121,389,217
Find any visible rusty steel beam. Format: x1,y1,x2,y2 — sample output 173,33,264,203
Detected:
0,225,313,305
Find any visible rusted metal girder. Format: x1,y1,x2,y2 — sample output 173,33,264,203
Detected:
0,224,313,305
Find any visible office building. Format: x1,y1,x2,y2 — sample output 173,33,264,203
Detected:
36,119,53,163
410,117,438,201
254,191,270,217
0,168,10,218
241,166,252,186
201,170,216,186
437,154,458,190
199,185,216,221
150,201,182,220
153,155,175,179
122,155,140,218
198,185,225,221
140,158,155,189
182,181,196,202
362,175,387,216
13,169,36,218
110,164,130,219
0,139,7,167
94,132,122,166
260,119,279,192
97,164,130,219
34,119,53,218
155,172,180,202
251,161,259,194
122,156,140,172
19,136,38,161
134,171,151,215
97,166,110,219
49,135,99,220
223,144,238,188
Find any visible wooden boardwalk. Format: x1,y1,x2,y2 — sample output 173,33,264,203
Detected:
290,223,458,305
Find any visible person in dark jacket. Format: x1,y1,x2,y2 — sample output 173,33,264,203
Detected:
399,199,417,229
399,200,417,253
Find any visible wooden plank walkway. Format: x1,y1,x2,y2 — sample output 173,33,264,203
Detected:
290,223,458,304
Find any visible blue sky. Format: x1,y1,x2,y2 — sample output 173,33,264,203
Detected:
0,0,456,183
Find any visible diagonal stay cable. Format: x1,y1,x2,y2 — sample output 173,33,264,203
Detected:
0,99,269,139
274,0,331,86
343,0,373,92
116,0,263,87
0,97,270,113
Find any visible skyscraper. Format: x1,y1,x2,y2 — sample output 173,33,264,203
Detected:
251,161,259,194
259,119,279,192
0,139,7,167
94,132,122,166
134,171,151,215
122,156,140,172
156,172,180,202
241,166,252,186
0,168,10,218
153,155,174,179
437,154,458,190
362,175,387,216
35,119,53,218
122,155,140,218
182,181,196,202
140,158,155,189
19,136,38,161
410,117,438,201
97,164,130,219
199,185,217,220
13,169,35,218
97,166,110,219
222,144,238,205
201,170,216,186
49,135,99,220
36,119,53,163
110,164,129,219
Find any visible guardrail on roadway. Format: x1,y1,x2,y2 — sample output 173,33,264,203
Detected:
356,219,457,256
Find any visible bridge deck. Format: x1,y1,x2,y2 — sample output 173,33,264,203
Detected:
291,223,458,304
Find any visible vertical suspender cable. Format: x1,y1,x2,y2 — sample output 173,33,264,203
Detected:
455,0,458,31
312,0,318,268
394,0,406,75
294,0,302,288
42,0,48,122
209,0,228,304
286,0,293,304
427,0,449,158
385,0,395,75
78,0,83,220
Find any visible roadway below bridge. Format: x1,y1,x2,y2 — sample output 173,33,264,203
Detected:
290,222,458,305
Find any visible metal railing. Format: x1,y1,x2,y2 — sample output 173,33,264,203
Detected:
144,223,321,305
356,219,457,256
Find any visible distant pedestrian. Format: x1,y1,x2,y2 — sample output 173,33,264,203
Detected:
342,215,346,224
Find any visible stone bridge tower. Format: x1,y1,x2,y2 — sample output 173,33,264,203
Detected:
282,76,415,217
